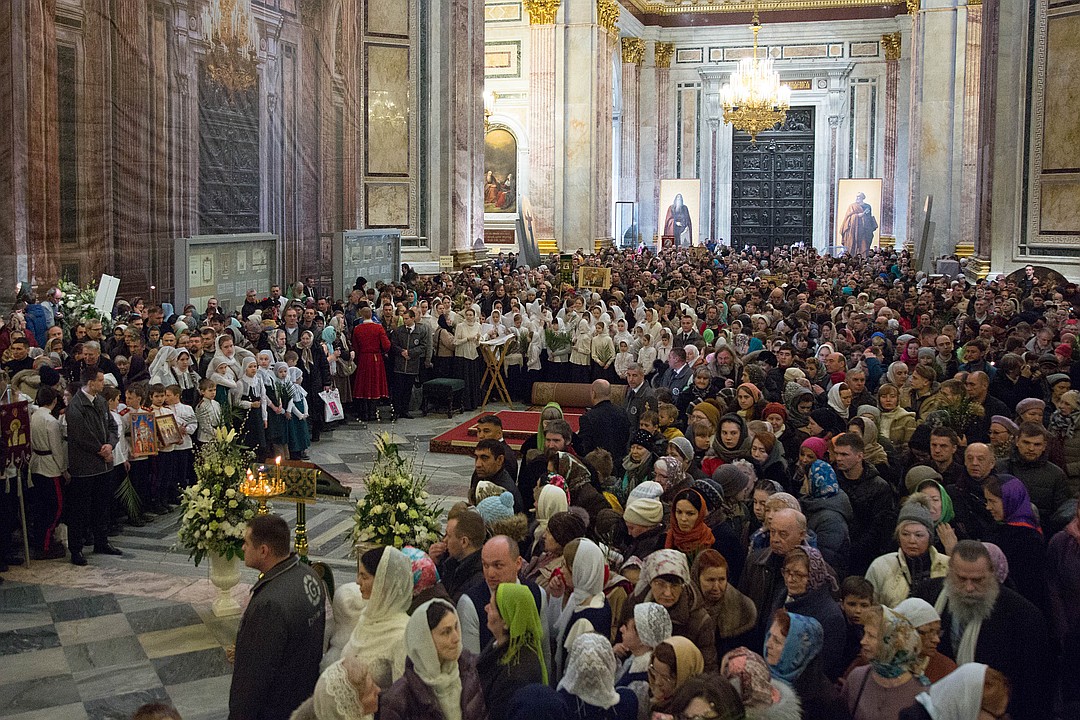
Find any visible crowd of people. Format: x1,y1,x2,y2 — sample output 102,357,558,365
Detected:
3,246,1080,720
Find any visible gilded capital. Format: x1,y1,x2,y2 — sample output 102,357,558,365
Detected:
524,0,561,25
596,0,620,37
906,0,919,14
654,42,674,69
621,37,645,65
882,32,901,61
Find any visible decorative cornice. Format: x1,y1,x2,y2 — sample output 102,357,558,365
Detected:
621,37,645,65
654,41,674,68
882,32,901,61
523,0,561,25
968,0,982,5
907,0,919,14
623,0,906,14
597,0,620,36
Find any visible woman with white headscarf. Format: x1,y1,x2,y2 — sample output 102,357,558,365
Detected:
557,633,638,720
378,599,487,720
897,662,1010,720
231,356,267,457
286,365,312,459
570,319,593,384
553,539,611,683
614,602,672,716
290,655,381,720
453,306,483,411
148,345,177,387
169,348,201,406
342,546,415,690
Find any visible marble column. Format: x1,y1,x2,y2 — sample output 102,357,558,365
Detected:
906,0,972,271
0,0,60,289
524,1,560,245
974,0,997,271
881,32,901,240
958,2,983,253
449,0,486,263
653,42,674,243
619,37,644,208
826,69,849,250
555,0,617,252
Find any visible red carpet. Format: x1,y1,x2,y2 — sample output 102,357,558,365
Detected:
428,410,582,456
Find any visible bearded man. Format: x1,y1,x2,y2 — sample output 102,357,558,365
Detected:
926,540,1051,720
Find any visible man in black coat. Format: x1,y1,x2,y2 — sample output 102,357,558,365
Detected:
469,439,524,513
832,432,898,575
927,541,1052,720
576,379,631,465
64,367,120,565
389,308,431,419
230,515,326,720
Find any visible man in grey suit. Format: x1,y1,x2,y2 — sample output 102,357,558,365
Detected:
622,362,657,430
390,308,432,419
64,367,120,565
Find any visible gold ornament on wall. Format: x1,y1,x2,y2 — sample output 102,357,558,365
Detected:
202,0,260,95
882,32,902,61
654,42,675,68
596,0,620,37
524,0,561,25
622,37,646,65
907,0,920,14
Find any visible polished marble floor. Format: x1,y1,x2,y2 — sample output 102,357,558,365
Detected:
0,411,485,719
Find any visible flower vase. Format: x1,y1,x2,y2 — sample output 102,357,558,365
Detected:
208,551,242,617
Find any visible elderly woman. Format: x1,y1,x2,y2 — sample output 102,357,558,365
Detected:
988,415,1019,460
614,602,672,718
877,384,917,451
774,547,846,681
798,460,851,577
691,549,757,657
558,633,638,720
865,495,949,608
892,598,956,683
378,599,486,720
764,610,839,718
721,647,802,720
646,637,704,718
841,606,927,720
622,549,718,673
290,656,381,720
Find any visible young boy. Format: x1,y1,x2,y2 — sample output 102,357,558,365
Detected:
123,382,157,514
195,378,222,444
638,410,667,459
165,384,197,489
149,383,181,506
101,385,138,525
839,575,875,677
657,402,683,442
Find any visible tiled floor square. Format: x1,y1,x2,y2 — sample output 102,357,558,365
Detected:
73,660,164,703
0,605,54,634
0,701,88,720
138,623,221,659
64,635,147,674
0,583,45,609
125,603,202,634
151,646,232,685
166,674,233,720
0,674,80,715
48,594,122,623
54,613,133,646
81,687,172,720
0,646,70,685
0,625,61,656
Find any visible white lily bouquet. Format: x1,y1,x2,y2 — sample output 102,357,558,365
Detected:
58,278,113,331
350,432,443,551
177,426,258,566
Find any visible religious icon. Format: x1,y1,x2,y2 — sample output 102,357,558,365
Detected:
578,267,612,291
155,413,183,448
0,401,31,467
835,178,882,256
130,410,158,457
658,179,701,247
483,128,518,213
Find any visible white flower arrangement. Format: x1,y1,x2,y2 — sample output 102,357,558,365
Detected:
57,278,113,331
177,425,257,566
350,432,443,551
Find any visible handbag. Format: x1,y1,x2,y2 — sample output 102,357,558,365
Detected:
319,388,345,423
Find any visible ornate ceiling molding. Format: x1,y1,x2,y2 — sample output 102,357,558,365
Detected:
621,0,906,14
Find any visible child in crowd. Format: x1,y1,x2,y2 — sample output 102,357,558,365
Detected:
839,575,875,678
638,410,667,459
614,340,634,381
149,383,180,505
285,366,312,460
657,403,683,441
208,359,237,405
165,384,197,488
264,362,292,461
102,386,135,526
195,378,222,445
123,382,158,514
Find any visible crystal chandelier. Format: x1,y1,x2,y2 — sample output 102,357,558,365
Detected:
202,0,260,95
720,9,790,142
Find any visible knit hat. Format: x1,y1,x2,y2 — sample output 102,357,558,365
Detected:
1047,373,1071,388
668,436,694,464
1056,343,1073,358
474,480,504,503
623,498,663,527
711,464,748,500
896,496,935,535
856,405,881,423
630,430,655,449
633,602,673,648
904,465,943,495
1016,397,1046,416
762,402,787,421
990,415,1019,435
917,347,936,360
476,491,515,526
691,479,724,511
627,481,664,503
800,436,828,461
894,597,940,629
693,401,722,429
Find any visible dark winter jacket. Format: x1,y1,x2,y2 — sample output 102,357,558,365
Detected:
782,587,848,682
996,452,1071,526
378,652,487,720
985,522,1047,612
801,490,853,578
477,638,545,711
836,461,898,575
739,547,787,649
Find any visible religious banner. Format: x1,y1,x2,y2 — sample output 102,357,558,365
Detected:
578,267,612,291
658,179,701,247
835,178,882,256
0,401,31,467
130,410,159,457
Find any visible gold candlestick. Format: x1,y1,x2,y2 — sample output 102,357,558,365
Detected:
240,466,285,515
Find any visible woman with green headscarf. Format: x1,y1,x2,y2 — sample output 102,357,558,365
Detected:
910,477,960,555
476,583,547,709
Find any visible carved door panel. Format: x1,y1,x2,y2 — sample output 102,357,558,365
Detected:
730,107,815,251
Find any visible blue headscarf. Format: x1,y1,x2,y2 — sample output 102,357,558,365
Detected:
767,612,823,683
806,460,840,499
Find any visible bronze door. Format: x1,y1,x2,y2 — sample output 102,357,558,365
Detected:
730,107,815,251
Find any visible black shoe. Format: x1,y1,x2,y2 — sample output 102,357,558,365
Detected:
299,452,311,461
32,545,67,561
70,552,88,566
107,525,122,537
94,544,123,556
